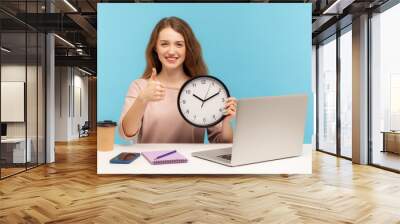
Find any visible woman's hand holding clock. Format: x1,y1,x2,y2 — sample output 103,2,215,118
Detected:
223,97,237,123
139,68,166,103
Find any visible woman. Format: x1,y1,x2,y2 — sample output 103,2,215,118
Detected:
119,16,237,143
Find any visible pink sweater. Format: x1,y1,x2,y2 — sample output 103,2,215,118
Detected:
119,79,224,143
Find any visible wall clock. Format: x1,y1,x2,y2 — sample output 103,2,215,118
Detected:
177,75,230,128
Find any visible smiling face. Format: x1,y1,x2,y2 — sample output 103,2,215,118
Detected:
155,27,186,71
143,17,208,79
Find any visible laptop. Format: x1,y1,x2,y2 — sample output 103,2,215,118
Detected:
192,94,308,167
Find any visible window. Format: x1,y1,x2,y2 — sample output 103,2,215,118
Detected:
339,28,352,158
317,36,337,154
371,2,400,171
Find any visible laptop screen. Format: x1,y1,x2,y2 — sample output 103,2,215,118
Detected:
1,123,7,137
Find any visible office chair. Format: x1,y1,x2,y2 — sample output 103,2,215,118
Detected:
79,121,90,138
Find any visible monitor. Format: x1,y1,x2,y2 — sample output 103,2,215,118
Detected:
1,123,7,137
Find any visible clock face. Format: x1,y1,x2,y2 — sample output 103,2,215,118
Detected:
178,75,230,128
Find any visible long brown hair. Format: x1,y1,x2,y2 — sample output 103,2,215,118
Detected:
142,17,208,79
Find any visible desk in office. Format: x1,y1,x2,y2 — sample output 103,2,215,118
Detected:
97,144,312,174
381,131,400,154
1,138,31,163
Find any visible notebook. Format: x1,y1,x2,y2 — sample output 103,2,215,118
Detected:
141,150,188,165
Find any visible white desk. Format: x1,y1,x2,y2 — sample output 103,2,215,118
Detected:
97,144,312,174
1,138,31,163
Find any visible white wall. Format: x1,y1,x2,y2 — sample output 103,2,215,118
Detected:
1,66,26,130
55,67,89,141
71,72,89,139
1,65,42,138
55,67,69,141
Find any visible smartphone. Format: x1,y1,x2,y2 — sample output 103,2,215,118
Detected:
109,152,140,164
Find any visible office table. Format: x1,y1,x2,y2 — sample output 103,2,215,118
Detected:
97,144,312,174
1,138,31,163
381,131,400,154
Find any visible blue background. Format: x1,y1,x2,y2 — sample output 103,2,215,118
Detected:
98,3,313,144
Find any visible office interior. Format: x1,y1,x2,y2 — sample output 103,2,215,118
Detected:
0,0,97,179
0,0,399,222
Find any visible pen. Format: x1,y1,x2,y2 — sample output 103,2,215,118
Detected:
155,150,177,160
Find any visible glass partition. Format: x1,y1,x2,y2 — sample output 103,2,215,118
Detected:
1,31,28,177
0,1,46,179
27,31,38,169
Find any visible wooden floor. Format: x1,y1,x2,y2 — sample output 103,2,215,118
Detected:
1,135,400,224
1,163,44,178
1,167,26,178
372,150,400,171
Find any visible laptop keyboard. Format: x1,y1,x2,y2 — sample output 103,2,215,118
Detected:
217,154,232,161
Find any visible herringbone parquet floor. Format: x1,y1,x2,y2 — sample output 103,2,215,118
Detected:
1,134,400,224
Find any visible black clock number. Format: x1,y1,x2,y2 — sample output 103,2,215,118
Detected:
201,79,206,84
182,100,186,104
186,109,190,114
185,89,191,94
203,117,206,123
222,98,225,102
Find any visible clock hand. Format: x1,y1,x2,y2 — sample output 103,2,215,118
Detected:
201,83,212,108
203,90,220,102
192,94,204,102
